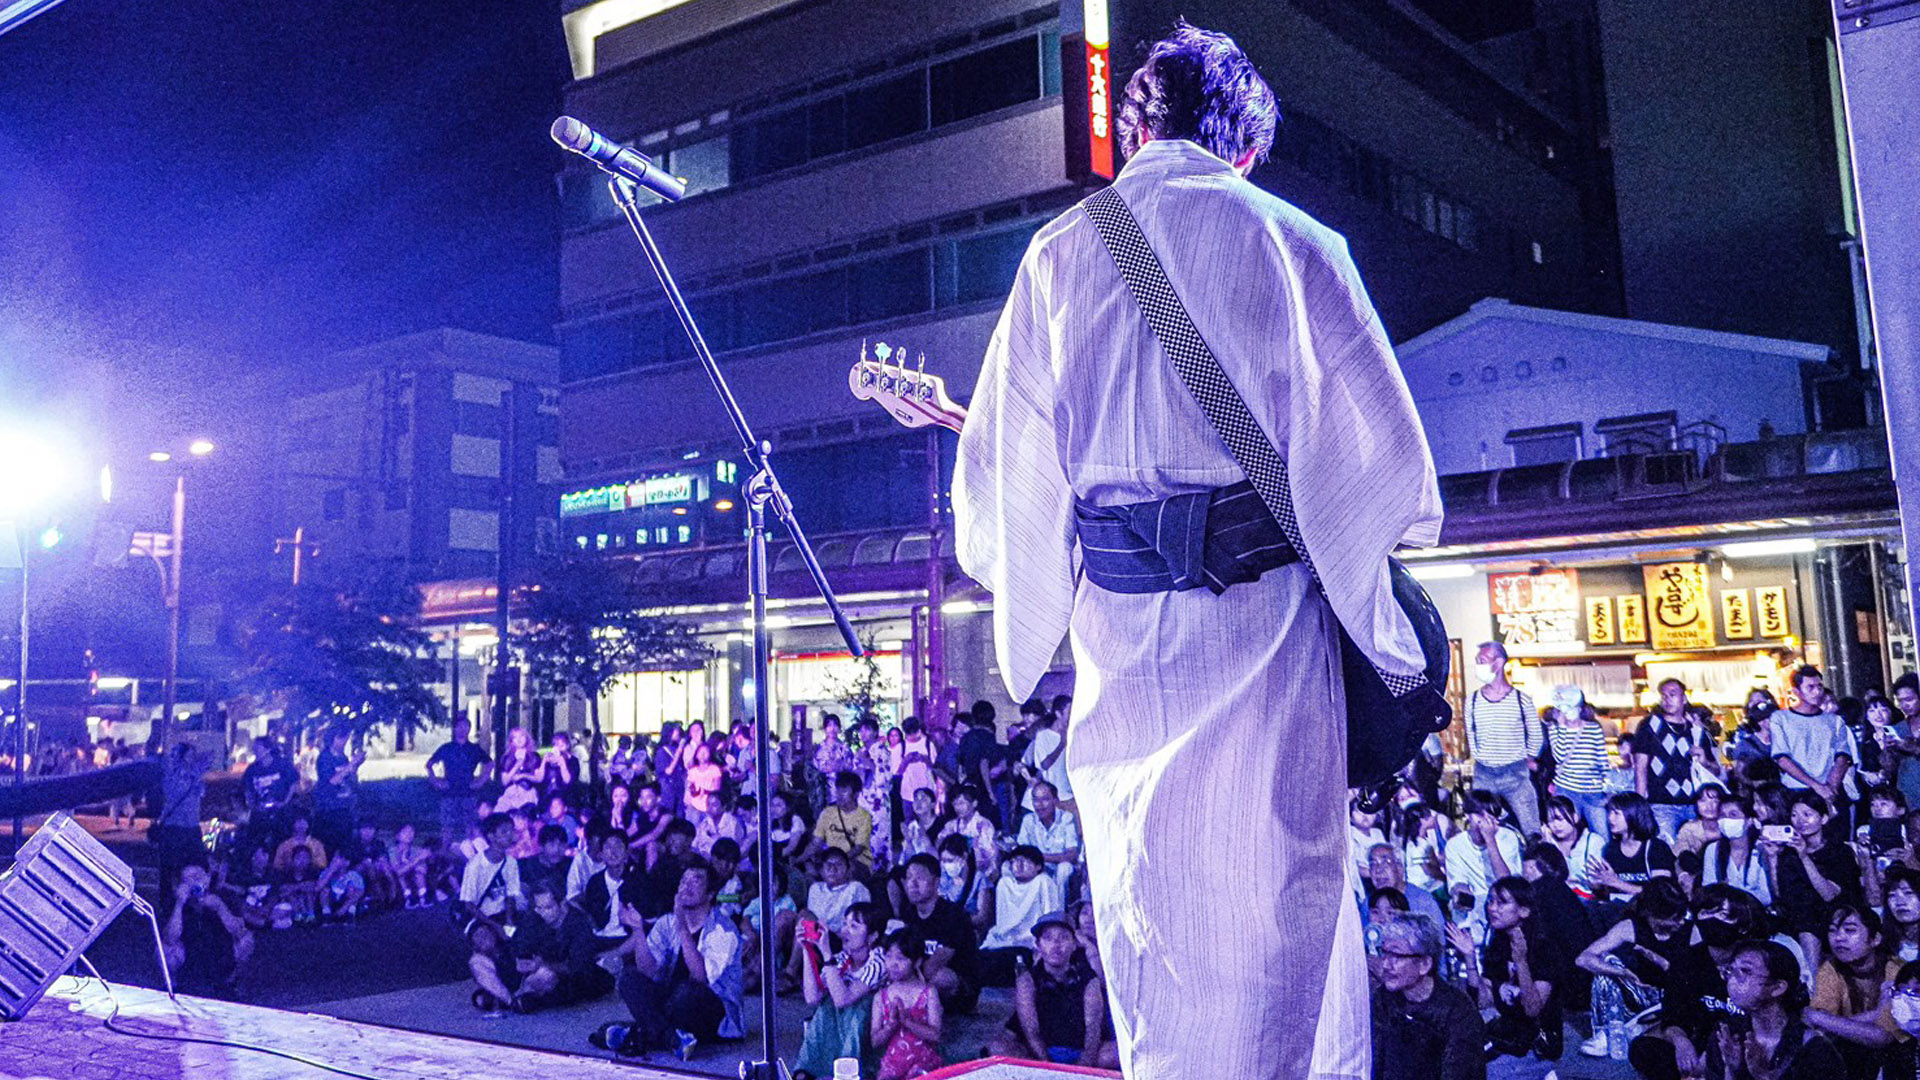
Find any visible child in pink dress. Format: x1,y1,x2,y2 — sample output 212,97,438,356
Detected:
872,930,944,1079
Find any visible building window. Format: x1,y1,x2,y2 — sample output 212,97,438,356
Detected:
451,434,503,478
930,36,1042,127
1505,423,1584,467
448,508,500,551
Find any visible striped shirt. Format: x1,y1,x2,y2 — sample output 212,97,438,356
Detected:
1467,687,1540,768
1547,721,1610,794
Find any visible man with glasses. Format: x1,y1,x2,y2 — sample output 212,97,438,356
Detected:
1369,915,1485,1080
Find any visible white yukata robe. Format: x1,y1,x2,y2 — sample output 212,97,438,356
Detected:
953,139,1441,1080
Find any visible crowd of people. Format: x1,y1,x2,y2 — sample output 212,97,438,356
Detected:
163,699,1105,1079
1371,645,1920,1080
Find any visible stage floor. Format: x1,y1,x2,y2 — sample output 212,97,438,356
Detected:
0,977,703,1080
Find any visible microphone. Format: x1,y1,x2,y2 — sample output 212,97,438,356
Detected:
550,116,687,203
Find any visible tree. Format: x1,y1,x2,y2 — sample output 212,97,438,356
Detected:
510,557,712,797
825,632,898,728
238,576,446,746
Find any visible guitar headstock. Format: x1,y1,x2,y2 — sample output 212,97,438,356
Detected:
847,341,965,433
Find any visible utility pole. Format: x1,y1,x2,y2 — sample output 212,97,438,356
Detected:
158,474,185,750
491,387,518,760
273,525,320,585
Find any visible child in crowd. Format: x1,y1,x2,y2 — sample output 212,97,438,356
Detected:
390,824,432,909
980,846,1063,986
792,901,886,1080
872,929,945,1079
277,845,322,926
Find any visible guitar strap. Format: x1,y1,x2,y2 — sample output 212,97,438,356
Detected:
1081,186,1424,698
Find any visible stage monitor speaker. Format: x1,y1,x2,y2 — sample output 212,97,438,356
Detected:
0,812,136,1021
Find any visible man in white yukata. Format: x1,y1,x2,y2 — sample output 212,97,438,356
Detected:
953,23,1442,1080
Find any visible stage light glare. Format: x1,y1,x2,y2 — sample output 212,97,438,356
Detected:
188,439,214,456
148,451,171,463
0,426,76,517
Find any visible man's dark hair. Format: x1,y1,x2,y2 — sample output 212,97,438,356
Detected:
1462,789,1507,821
1633,877,1691,922
1368,885,1409,912
973,700,999,725
537,823,568,847
1019,697,1049,720
1009,844,1046,867
904,853,940,878
528,879,562,906
1894,671,1920,696
710,837,742,868
1793,664,1823,688
679,856,717,898
820,846,851,868
1787,788,1832,818
664,816,696,840
481,812,513,837
835,769,862,793
1522,839,1568,881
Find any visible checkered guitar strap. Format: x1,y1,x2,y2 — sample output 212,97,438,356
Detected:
1082,185,1425,698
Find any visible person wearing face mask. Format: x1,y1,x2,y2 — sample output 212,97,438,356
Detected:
1727,688,1782,787
1700,796,1773,906
1467,641,1543,839
1625,884,1766,1080
1886,960,1920,1080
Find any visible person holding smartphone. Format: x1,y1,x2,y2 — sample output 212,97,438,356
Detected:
1765,789,1864,977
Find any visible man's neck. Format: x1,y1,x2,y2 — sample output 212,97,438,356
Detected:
914,896,937,918
1038,808,1056,826
1402,976,1436,1004
1480,680,1514,700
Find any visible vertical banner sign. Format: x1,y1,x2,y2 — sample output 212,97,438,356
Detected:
1756,586,1790,639
1618,595,1648,643
1721,589,1754,639
1487,569,1581,646
1643,563,1717,649
1084,0,1115,178
1586,596,1615,645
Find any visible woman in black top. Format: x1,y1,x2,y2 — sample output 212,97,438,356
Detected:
1448,875,1563,1066
1592,792,1676,919
1707,940,1845,1080
1764,789,1862,976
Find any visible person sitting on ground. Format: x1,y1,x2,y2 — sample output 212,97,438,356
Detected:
276,844,322,926
1590,791,1676,912
1539,795,1608,901
317,852,367,922
592,856,746,1061
936,833,995,934
1806,905,1907,1080
566,821,610,903
1446,875,1564,1076
575,827,645,957
1860,786,1909,899
987,911,1117,1068
636,817,700,922
390,823,432,909
791,901,887,1080
1884,867,1920,964
871,928,946,1080
520,823,572,901
1674,783,1729,858
1350,795,1390,894
474,879,612,1014
1369,914,1485,1080
742,862,798,995
1576,877,1693,1058
1444,789,1525,930
1706,939,1845,1080
804,847,873,942
1766,788,1863,976
767,789,814,869
539,792,582,854
342,821,396,910
165,863,253,1000
695,788,748,859
936,786,998,879
457,811,523,933
898,787,946,864
1700,794,1772,906
1626,883,1769,1080
506,805,540,860
1016,780,1080,893
896,853,982,1012
813,770,874,874
218,844,278,930
1884,960,1920,1080
1368,842,1445,930
272,814,327,873
709,837,747,924
1517,841,1596,1007
630,780,673,859
980,845,1064,987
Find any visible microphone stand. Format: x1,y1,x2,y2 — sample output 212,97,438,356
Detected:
605,175,863,1080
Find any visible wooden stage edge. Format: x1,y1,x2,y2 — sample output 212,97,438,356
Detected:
0,977,702,1080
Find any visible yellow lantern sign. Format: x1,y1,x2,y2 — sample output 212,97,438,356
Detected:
1721,589,1754,640
1643,562,1717,650
1618,595,1647,643
1586,596,1615,645
1756,586,1790,639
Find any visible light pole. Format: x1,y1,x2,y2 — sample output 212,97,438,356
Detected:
148,438,213,751
0,426,75,854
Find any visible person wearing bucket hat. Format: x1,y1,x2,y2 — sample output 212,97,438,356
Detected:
1547,685,1612,836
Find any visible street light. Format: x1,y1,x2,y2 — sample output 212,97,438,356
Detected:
0,424,77,852
148,438,214,751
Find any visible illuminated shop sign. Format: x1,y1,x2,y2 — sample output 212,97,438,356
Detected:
1085,0,1115,179
560,473,698,517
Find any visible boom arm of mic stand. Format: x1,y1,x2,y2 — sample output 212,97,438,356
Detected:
605,176,862,658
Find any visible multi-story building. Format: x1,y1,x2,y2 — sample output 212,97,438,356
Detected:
276,329,561,584
548,0,1618,734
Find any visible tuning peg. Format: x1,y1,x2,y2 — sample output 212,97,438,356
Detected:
875,341,892,363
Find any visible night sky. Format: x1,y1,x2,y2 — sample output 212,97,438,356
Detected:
0,0,567,422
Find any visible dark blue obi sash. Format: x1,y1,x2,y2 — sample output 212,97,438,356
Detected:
1072,480,1301,595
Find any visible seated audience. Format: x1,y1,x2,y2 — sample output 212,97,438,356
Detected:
519,823,572,900
1672,783,1728,858
1590,792,1675,913
987,911,1117,1068
1444,790,1525,928
277,844,322,926
636,818,700,921
813,770,874,873
1627,883,1769,1080
1708,940,1845,1079
872,928,947,1080
1368,842,1445,929
980,845,1064,987
457,812,523,932
390,823,432,909
896,853,982,1012
937,786,999,879
1699,794,1772,906
937,834,994,934
485,880,612,1014
1446,875,1564,1077
1576,878,1693,1057
1540,795,1607,900
1368,914,1485,1080
1806,905,1905,1080
1015,780,1080,892
272,814,327,873
592,857,745,1061
317,853,366,922
791,901,886,1079
164,863,253,1000
1766,788,1863,975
